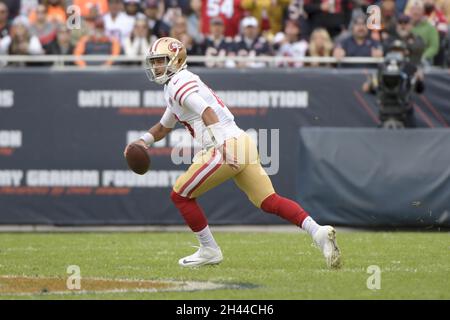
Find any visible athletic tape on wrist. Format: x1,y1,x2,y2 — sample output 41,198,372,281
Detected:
139,132,155,146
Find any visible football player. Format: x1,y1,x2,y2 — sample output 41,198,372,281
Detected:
124,37,341,268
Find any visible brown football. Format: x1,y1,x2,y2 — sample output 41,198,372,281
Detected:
125,143,151,175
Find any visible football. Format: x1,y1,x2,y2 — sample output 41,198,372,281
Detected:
125,143,151,175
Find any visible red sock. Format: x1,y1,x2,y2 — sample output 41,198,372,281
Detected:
170,190,208,232
261,193,309,227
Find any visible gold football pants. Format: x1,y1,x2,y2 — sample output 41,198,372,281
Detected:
173,132,275,208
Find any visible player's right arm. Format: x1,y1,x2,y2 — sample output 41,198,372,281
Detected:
148,122,173,142
135,122,172,146
124,109,176,156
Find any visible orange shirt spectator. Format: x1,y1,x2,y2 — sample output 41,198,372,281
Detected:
29,0,66,25
73,0,109,17
74,19,121,67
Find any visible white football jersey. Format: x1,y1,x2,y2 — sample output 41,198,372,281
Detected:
160,69,242,149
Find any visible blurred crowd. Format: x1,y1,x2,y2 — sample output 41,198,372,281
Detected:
0,0,449,67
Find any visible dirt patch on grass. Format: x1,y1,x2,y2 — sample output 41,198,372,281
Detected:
0,275,236,296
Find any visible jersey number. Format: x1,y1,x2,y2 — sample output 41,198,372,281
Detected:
207,0,234,19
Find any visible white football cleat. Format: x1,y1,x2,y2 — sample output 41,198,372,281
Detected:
313,226,342,269
178,246,223,268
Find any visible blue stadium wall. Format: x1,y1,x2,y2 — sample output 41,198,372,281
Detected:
0,68,449,227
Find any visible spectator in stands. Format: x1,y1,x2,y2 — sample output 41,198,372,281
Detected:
123,17,156,57
396,0,409,13
424,0,449,33
124,0,145,18
350,0,377,15
333,15,383,67
71,3,101,45
29,4,57,48
406,0,449,31
169,0,192,16
170,15,201,54
143,0,170,38
306,27,333,67
0,2,10,39
73,0,109,17
234,16,272,68
409,0,439,64
103,0,135,46
380,0,398,39
169,15,187,39
44,24,75,56
436,0,450,21
0,16,44,57
286,0,304,21
199,0,243,38
0,0,19,21
179,31,201,55
29,0,66,25
74,19,121,67
162,0,184,27
383,14,425,65
20,0,39,17
287,0,311,36
241,0,291,37
187,0,203,44
423,0,449,65
303,0,353,38
201,16,236,68
274,19,308,67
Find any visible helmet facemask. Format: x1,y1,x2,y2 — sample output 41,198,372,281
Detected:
145,48,181,85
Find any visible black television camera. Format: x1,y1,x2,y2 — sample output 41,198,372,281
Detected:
365,40,424,128
377,50,415,128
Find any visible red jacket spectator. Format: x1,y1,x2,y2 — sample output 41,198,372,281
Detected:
424,0,449,34
201,0,243,37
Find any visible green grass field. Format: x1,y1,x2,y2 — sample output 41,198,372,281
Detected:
0,231,449,299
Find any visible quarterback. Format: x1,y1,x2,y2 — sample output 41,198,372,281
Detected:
124,37,341,268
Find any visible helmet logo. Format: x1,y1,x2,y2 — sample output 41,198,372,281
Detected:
168,42,182,53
